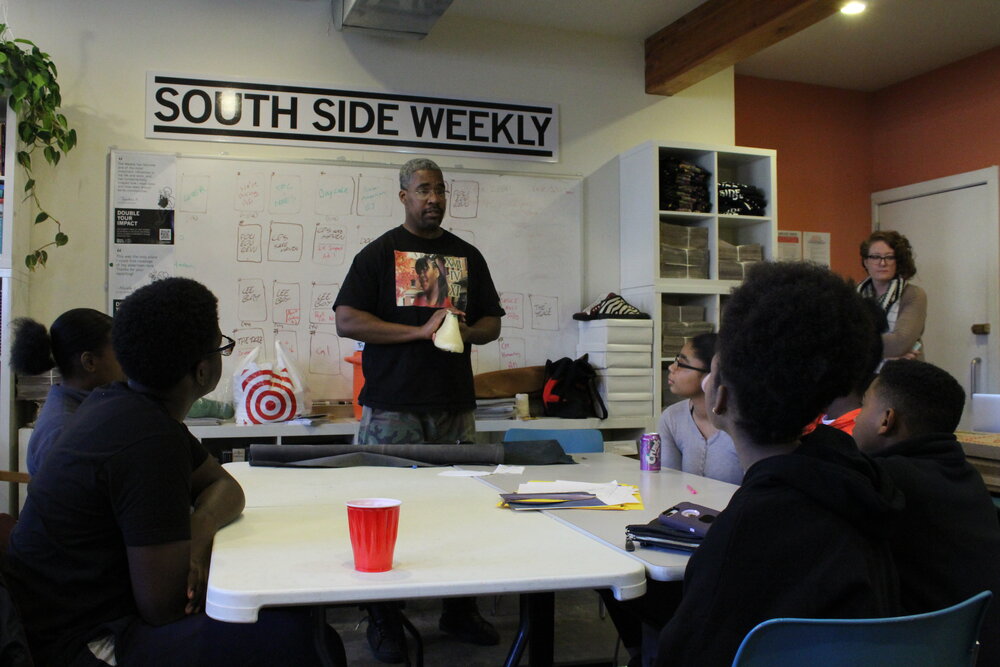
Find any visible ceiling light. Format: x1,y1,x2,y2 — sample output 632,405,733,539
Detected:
840,1,867,14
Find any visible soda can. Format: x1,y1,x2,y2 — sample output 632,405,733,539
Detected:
639,433,661,472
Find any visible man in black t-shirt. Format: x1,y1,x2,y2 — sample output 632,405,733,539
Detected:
4,278,340,666
335,158,504,662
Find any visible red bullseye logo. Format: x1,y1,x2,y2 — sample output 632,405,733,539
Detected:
240,369,298,423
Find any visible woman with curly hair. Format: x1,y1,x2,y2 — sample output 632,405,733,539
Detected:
857,230,926,360
11,309,125,475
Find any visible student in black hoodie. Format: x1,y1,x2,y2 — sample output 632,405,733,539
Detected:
853,359,1000,666
655,262,902,667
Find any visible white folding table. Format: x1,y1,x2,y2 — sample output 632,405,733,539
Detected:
206,463,648,666
464,452,740,581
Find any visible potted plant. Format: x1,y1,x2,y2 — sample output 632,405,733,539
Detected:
0,24,77,270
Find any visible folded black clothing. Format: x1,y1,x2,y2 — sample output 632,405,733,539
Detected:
248,441,574,468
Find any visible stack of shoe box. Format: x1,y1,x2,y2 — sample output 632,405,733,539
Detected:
662,305,714,358
660,223,709,279
577,319,654,418
718,239,763,280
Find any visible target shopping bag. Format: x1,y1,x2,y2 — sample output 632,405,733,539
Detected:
233,341,312,424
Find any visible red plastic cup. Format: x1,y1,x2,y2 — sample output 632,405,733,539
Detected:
346,498,401,572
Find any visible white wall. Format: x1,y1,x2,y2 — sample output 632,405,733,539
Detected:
9,0,734,322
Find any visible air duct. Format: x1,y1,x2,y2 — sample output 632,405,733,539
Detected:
332,0,454,39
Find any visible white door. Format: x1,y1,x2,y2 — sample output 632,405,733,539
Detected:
872,167,1000,430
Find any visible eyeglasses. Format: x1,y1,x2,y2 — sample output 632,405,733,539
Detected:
865,254,896,264
410,186,449,200
671,359,709,373
208,334,236,357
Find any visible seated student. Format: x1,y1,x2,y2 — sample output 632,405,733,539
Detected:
655,262,901,667
802,300,888,436
10,309,125,475
853,359,1000,666
3,278,340,666
658,333,741,484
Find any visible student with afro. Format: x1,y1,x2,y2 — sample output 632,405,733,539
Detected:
853,360,1000,666
655,262,902,667
3,278,343,666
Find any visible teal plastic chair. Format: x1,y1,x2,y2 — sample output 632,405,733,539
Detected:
503,428,604,454
731,591,992,667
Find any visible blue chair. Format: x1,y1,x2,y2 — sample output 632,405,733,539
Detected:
731,591,993,667
503,428,604,454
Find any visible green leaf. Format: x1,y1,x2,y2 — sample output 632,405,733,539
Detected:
25,254,36,270
55,232,68,246
34,212,49,224
24,178,34,192
16,151,30,170
38,250,47,266
43,145,57,164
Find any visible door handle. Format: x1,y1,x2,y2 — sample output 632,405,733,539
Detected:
972,323,991,335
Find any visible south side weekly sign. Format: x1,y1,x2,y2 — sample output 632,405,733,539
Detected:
145,73,559,162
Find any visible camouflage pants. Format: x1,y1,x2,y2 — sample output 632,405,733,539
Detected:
355,406,476,444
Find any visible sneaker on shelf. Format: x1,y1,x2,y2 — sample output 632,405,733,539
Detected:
573,293,650,321
438,608,500,646
364,603,407,664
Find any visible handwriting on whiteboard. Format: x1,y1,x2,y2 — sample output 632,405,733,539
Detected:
448,179,479,219
235,172,265,212
238,278,267,322
268,222,303,262
358,175,394,217
316,172,355,216
269,173,301,214
500,292,523,329
309,331,343,376
273,281,301,325
529,294,559,331
312,222,346,266
180,174,209,213
310,282,339,324
237,222,262,263
499,337,525,369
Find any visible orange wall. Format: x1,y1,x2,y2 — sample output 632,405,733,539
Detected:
735,76,872,281
734,45,1000,283
871,46,1000,192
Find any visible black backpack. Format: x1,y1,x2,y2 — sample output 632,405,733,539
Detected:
542,354,608,419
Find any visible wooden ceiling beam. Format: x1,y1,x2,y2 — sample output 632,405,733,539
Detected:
645,0,843,96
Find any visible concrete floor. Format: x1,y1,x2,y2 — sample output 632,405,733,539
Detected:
327,591,626,666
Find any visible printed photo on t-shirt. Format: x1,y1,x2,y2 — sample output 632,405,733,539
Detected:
395,251,468,310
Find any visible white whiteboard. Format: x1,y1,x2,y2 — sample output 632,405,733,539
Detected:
107,150,582,401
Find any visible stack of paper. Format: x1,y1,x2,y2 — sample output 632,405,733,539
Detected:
500,480,642,510
475,398,516,420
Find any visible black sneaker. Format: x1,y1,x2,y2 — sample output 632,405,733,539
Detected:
365,603,406,664
438,608,500,646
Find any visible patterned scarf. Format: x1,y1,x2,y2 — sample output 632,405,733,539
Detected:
857,275,907,332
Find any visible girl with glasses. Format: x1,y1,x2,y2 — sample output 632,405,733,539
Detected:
857,229,926,360
658,332,741,484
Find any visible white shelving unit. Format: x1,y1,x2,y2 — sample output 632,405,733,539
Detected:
616,141,777,414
